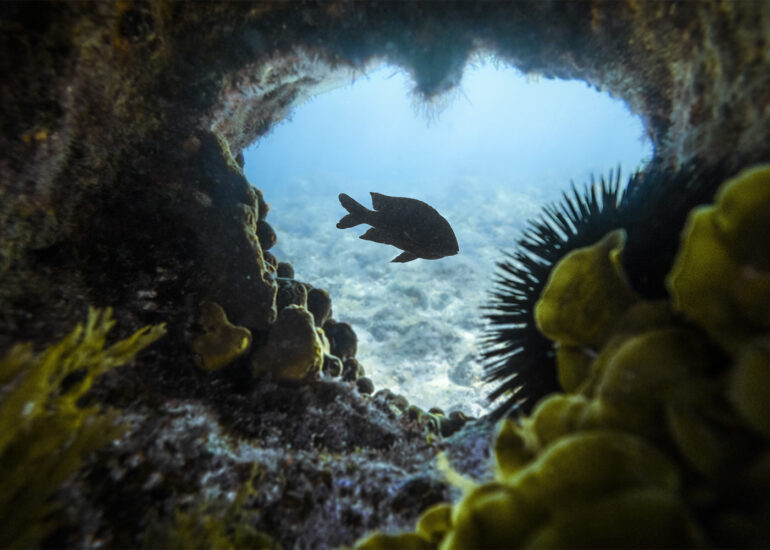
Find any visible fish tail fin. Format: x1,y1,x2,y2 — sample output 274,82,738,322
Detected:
337,193,369,229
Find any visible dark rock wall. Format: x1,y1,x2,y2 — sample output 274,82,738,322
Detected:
211,1,770,169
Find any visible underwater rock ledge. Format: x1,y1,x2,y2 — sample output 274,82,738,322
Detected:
1,1,770,548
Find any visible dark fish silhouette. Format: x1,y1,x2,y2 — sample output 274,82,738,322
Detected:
336,192,459,262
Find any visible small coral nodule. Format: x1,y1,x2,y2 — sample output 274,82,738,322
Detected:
0,307,166,548
252,304,326,381
192,301,252,371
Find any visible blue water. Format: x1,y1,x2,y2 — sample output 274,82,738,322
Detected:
246,61,651,200
243,60,652,415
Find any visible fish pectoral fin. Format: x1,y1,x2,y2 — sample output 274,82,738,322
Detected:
391,251,418,263
359,227,389,244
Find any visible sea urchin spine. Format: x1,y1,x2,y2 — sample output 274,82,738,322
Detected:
481,162,723,418
480,169,629,418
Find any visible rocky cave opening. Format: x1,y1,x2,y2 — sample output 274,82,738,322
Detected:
243,57,653,418
2,2,770,549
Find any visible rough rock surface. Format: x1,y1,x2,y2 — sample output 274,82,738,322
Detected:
1,2,770,548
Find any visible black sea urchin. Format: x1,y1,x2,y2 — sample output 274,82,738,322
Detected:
481,163,720,419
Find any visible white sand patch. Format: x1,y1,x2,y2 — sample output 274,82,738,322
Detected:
264,178,546,417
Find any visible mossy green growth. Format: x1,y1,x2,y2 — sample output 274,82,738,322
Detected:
0,307,166,548
667,164,770,354
192,301,252,371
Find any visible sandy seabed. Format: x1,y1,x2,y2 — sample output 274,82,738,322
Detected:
263,176,553,417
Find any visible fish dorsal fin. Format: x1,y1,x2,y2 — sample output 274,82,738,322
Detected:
370,192,396,211
391,251,418,263
359,227,389,244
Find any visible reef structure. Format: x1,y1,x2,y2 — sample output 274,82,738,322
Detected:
357,165,770,548
1,2,770,548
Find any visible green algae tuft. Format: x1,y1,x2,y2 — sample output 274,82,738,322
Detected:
0,307,165,548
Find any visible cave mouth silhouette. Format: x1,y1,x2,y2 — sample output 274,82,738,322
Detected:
242,58,652,416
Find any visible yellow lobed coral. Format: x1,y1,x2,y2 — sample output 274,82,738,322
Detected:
0,307,165,548
667,164,770,354
535,229,641,348
192,301,252,371
354,165,770,548
252,304,327,381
